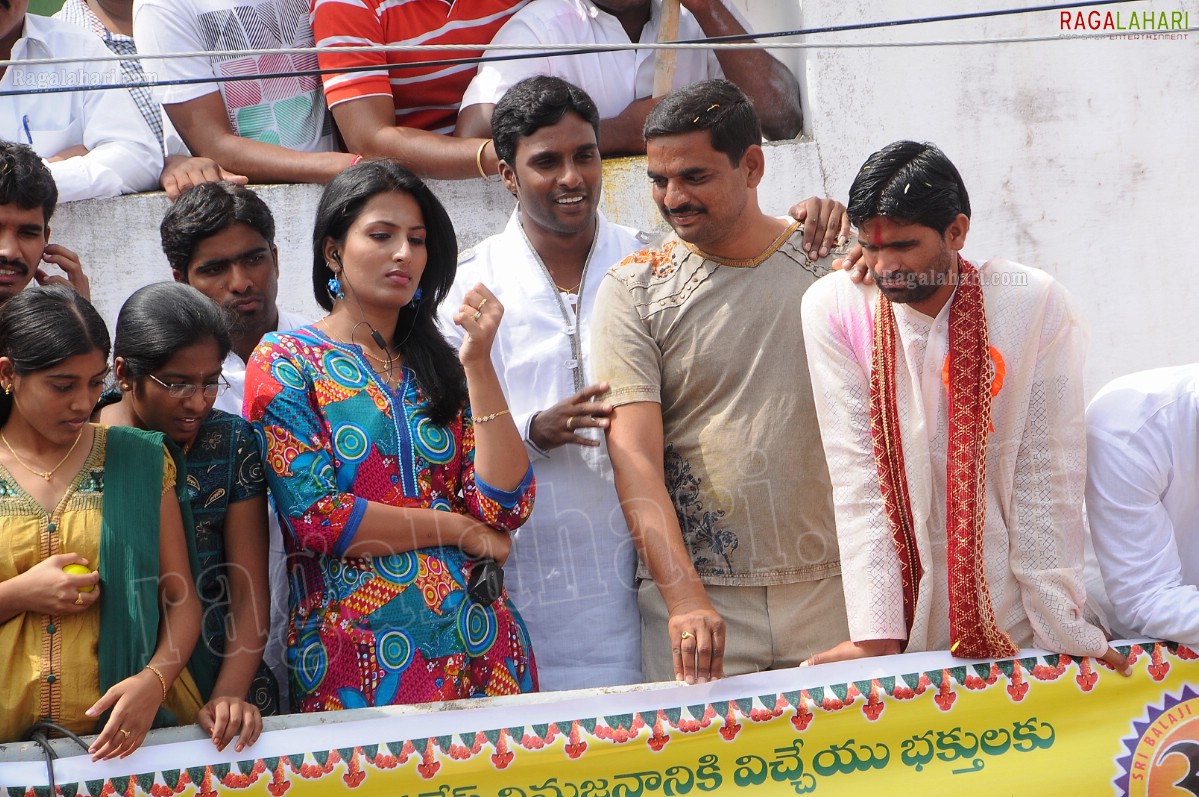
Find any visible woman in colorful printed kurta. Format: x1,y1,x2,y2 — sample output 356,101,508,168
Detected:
101,282,276,752
246,161,537,711
0,287,203,757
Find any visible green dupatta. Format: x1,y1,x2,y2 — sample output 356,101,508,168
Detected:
96,427,219,729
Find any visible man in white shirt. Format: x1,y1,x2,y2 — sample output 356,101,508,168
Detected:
456,0,801,155
0,0,161,202
1086,365,1199,646
440,77,646,691
801,140,1127,671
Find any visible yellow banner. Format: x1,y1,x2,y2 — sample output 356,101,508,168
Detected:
3,641,1196,795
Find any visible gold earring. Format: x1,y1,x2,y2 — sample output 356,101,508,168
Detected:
3,384,10,395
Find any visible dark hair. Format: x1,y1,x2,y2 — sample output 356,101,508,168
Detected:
0,141,58,224
847,141,972,233
161,181,276,276
491,76,601,165
643,79,761,166
0,285,110,425
312,160,465,424
114,282,232,379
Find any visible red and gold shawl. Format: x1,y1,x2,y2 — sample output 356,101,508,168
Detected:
868,257,1017,659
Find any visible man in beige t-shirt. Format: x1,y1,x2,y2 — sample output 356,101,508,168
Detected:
592,80,849,684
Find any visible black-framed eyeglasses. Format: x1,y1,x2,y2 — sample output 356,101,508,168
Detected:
145,373,230,399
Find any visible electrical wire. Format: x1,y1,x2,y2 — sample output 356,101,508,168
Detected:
0,0,1165,99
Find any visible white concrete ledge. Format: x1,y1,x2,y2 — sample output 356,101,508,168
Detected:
50,140,822,335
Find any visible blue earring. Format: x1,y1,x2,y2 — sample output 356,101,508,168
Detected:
408,287,423,307
327,275,345,301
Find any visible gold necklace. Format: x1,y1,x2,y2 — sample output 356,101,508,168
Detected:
1,428,85,481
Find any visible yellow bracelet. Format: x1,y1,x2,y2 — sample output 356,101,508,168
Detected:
474,408,511,424
475,139,500,182
144,664,168,702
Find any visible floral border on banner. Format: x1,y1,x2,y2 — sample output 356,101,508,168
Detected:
3,640,1194,796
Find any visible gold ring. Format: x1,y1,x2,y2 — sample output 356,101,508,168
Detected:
472,308,483,322
74,594,84,606
566,416,574,431
119,729,130,739
477,298,488,311
680,631,694,641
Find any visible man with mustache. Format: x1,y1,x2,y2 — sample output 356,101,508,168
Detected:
0,142,88,306
443,76,844,689
591,80,849,684
799,140,1127,672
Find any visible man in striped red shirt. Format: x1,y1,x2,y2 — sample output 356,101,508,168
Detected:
312,0,528,180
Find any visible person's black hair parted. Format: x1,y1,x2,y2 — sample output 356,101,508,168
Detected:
847,140,971,233
312,159,466,425
0,285,109,424
643,79,761,166
113,282,233,378
161,181,276,277
0,141,58,224
491,75,601,166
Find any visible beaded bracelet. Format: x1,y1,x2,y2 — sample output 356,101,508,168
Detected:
144,664,168,702
474,408,511,424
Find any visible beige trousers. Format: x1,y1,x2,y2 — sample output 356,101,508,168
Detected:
637,577,850,682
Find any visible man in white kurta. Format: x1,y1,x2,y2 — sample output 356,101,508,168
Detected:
439,77,645,691
801,140,1119,666
1086,365,1199,646
442,210,644,690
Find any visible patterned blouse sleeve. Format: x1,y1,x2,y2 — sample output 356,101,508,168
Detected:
458,404,535,533
245,335,367,557
229,414,267,504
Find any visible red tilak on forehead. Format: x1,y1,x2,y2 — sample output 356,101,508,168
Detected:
860,222,887,247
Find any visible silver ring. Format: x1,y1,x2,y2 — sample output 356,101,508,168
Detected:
472,308,483,322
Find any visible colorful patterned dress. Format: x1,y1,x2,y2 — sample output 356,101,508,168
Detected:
245,326,537,711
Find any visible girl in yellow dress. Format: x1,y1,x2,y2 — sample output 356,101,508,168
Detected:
0,286,202,759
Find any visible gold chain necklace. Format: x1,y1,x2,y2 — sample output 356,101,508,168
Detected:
1,428,85,481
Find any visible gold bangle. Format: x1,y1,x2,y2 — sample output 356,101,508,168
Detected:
144,664,168,702
474,408,510,424
475,139,499,182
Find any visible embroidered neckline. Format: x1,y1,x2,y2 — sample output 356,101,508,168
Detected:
681,220,801,268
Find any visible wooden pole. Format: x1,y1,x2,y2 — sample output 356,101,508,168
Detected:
652,0,681,98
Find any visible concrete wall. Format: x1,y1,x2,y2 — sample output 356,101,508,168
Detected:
799,0,1198,395
53,141,824,344
48,0,1198,397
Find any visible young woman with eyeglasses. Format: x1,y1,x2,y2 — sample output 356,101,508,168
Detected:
100,281,276,752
